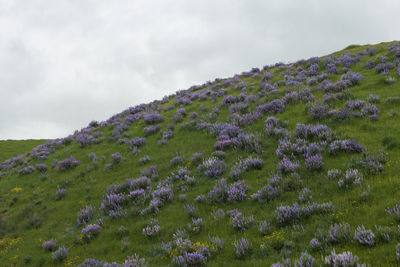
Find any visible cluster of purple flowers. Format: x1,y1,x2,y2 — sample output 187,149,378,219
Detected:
58,156,80,171
294,123,334,141
282,91,299,104
144,124,161,136
77,205,94,226
174,108,187,122
324,250,362,266
365,59,375,69
308,101,329,119
265,117,288,138
257,99,285,114
326,222,352,244
76,131,104,147
227,180,249,203
277,157,300,174
354,225,375,246
158,129,173,145
35,163,48,172
187,218,203,233
361,103,379,119
355,151,387,174
338,169,363,188
207,179,228,203
234,237,252,258
79,254,147,267
375,62,394,75
111,152,122,164
143,112,164,124
385,203,400,222
346,100,366,110
42,239,57,252
170,155,183,167
275,202,333,225
142,218,160,237
251,184,279,203
229,156,263,180
229,209,254,231
82,224,101,240
52,247,68,262
18,166,35,175
329,139,363,155
198,157,226,178
55,188,66,200
340,71,364,85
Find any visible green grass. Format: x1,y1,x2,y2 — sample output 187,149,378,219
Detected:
0,139,47,162
0,41,400,266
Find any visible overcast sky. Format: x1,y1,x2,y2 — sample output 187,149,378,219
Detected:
0,0,399,140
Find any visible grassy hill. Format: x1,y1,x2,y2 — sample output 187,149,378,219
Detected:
0,41,400,266
0,140,47,163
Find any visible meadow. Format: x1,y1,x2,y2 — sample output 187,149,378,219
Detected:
0,41,399,266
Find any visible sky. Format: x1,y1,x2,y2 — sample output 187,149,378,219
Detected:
0,0,399,140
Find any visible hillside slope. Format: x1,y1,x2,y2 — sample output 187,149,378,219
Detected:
0,41,400,266
0,140,47,163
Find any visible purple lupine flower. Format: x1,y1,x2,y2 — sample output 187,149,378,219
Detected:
55,188,66,200
35,163,48,172
82,224,101,240
277,157,299,174
233,237,252,258
19,166,35,175
338,169,362,188
111,152,122,164
309,101,329,119
170,155,183,167
326,222,352,244
251,184,279,203
144,124,161,136
187,217,203,233
227,180,249,203
361,103,379,117
42,239,57,252
182,252,207,266
375,62,394,74
126,176,151,190
365,59,375,69
77,205,94,226
230,210,254,231
52,247,68,262
309,238,321,250
199,157,226,178
208,179,228,203
257,99,285,114
294,251,315,266
275,204,301,225
299,187,312,203
385,204,400,222
58,156,80,171
143,112,164,124
142,219,160,237
345,100,366,110
354,225,375,246
305,154,324,171
324,250,361,266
